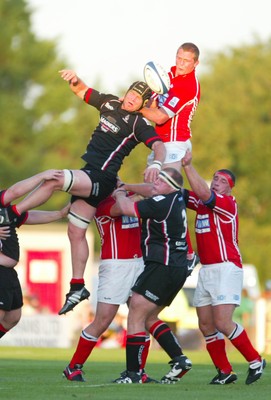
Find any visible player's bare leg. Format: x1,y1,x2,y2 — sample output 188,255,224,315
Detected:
59,200,96,315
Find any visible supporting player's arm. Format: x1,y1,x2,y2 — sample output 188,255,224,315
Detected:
25,203,70,225
182,150,211,202
140,105,169,125
2,170,64,206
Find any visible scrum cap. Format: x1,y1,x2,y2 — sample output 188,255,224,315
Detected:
127,81,152,105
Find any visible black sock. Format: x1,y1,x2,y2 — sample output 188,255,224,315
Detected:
126,333,146,372
150,321,183,359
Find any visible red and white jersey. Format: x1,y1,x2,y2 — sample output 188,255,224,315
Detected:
184,190,242,268
94,195,142,260
154,66,200,142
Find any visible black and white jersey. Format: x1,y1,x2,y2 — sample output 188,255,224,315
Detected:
81,88,162,175
0,190,28,262
135,191,188,267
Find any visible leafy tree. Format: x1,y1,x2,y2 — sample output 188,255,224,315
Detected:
0,0,98,200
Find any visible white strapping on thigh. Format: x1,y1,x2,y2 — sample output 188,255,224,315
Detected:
62,169,75,192
68,211,90,229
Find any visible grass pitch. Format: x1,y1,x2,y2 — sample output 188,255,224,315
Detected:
0,347,270,400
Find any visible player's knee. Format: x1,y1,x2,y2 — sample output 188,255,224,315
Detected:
62,169,75,192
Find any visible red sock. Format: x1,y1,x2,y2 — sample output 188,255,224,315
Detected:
70,279,85,284
0,323,9,339
0,191,9,207
69,332,98,368
230,329,260,363
206,333,232,373
140,335,150,370
11,204,21,216
70,278,85,291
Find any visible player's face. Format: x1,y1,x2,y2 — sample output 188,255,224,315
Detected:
152,176,172,195
122,90,143,112
175,49,199,76
210,173,232,195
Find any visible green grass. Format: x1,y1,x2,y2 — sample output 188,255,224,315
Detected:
0,347,270,400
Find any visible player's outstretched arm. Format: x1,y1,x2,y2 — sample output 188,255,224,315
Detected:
59,69,89,99
25,202,70,225
182,150,211,201
2,170,64,206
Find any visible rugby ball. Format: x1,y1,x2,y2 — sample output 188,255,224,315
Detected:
143,61,170,95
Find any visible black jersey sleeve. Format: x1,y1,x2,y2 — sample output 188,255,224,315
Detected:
182,188,190,206
84,88,118,110
203,190,216,209
133,115,162,149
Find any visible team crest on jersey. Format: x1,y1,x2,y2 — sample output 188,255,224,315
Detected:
195,214,211,233
153,195,166,202
122,115,130,124
168,96,179,108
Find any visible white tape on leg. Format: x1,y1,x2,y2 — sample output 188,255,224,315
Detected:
68,211,90,229
62,169,74,192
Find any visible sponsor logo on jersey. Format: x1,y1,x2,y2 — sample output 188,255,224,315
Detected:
100,115,120,134
152,195,166,202
121,215,140,229
168,96,180,108
195,213,211,233
104,102,114,110
175,240,186,250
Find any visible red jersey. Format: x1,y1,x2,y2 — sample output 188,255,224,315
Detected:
94,195,142,260
184,190,242,268
154,66,200,142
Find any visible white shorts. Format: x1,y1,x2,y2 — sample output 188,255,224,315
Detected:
97,257,144,304
147,140,192,166
193,262,243,307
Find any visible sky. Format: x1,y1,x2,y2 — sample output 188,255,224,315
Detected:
26,0,271,93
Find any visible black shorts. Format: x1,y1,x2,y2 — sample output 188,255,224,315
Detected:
0,265,23,311
71,165,117,208
132,261,189,306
